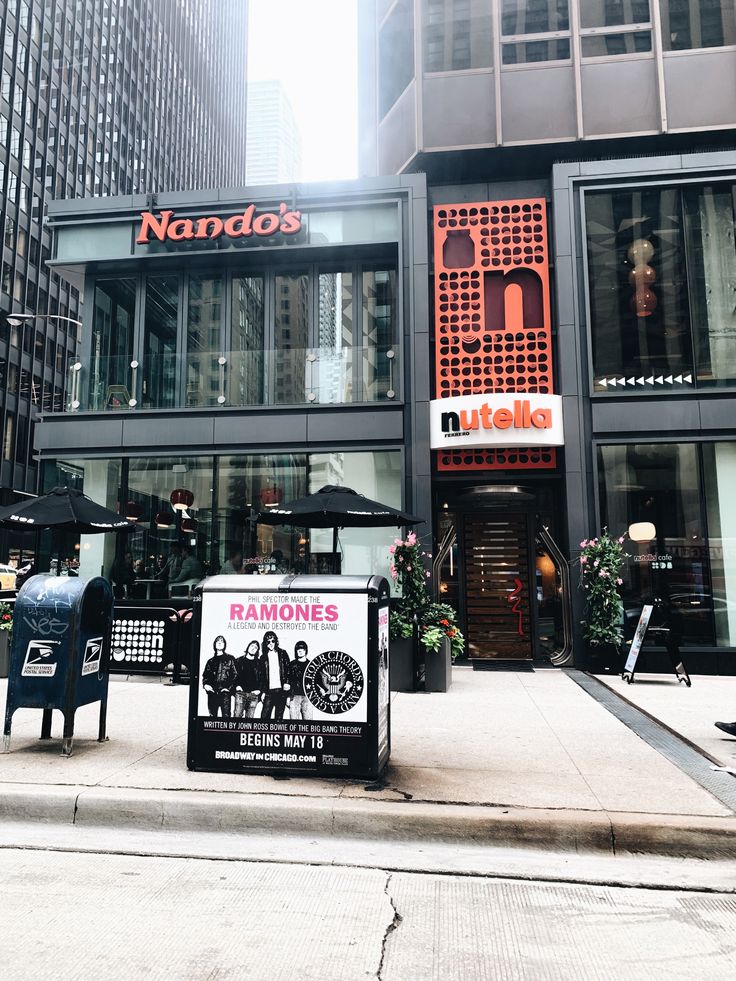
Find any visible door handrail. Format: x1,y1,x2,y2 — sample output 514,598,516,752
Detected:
537,524,574,666
432,523,457,601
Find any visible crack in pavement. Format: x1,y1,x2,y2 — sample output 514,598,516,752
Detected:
377,871,403,980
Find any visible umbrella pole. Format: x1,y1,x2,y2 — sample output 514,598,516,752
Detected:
332,527,338,574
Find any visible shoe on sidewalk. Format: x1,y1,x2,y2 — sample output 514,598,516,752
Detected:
714,721,736,737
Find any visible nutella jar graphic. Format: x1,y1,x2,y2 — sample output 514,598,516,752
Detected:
442,228,475,269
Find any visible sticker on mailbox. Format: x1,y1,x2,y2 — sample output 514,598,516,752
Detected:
82,636,103,676
21,639,61,677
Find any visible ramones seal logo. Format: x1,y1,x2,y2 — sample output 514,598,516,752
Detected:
304,650,364,715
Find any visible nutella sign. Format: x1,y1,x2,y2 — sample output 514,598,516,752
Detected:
136,203,302,245
429,393,564,450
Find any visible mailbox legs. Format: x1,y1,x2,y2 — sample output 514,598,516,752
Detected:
2,709,10,753
40,709,53,740
97,697,108,742
61,713,74,757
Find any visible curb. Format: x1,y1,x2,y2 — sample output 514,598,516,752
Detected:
1,782,735,860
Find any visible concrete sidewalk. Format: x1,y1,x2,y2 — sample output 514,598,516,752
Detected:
1,666,735,861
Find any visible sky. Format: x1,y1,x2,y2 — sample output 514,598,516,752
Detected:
247,0,359,183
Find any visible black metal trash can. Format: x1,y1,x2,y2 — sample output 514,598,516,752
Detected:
2,574,114,756
187,574,390,779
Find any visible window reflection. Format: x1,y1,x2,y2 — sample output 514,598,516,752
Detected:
598,443,712,646
91,279,135,411
143,275,178,408
661,0,736,51
187,275,222,407
586,188,693,388
586,182,736,390
423,0,492,72
274,271,309,404
231,276,264,406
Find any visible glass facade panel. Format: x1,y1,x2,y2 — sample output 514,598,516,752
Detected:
586,182,736,391
186,275,222,407
143,275,179,408
580,0,651,28
682,183,736,387
378,0,414,118
42,451,402,587
703,443,736,648
580,31,652,55
423,0,492,72
126,454,215,581
661,0,736,51
317,271,353,403
598,442,713,646
274,271,309,404
362,269,397,400
501,0,570,34
502,37,570,62
91,278,136,411
230,276,265,406
586,188,694,389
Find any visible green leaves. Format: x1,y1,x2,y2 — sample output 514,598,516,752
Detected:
578,529,626,647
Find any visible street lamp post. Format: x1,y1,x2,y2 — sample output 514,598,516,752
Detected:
6,312,84,410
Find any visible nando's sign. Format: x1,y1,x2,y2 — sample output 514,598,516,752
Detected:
136,203,302,245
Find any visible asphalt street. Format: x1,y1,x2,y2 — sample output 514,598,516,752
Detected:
2,847,735,981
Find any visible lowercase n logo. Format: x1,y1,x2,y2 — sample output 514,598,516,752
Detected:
21,639,61,677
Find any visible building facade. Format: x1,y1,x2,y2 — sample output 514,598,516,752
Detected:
38,178,429,589
0,0,248,533
359,0,736,673
246,80,302,185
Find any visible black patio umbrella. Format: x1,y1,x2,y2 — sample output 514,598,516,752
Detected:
257,484,423,573
0,486,136,575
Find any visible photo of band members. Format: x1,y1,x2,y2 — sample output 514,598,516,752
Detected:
201,631,313,720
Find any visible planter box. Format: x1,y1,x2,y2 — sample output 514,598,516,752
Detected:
585,642,622,675
425,635,452,692
390,637,417,692
0,631,8,678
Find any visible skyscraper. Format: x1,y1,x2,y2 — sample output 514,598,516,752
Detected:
246,80,302,185
0,0,248,517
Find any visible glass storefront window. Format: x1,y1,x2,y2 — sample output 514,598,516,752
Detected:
586,187,694,390
598,443,713,646
317,270,353,403
586,182,736,392
362,269,397,400
127,455,215,579
703,443,736,648
661,1,736,51
682,183,736,387
91,278,135,411
230,275,264,406
142,275,179,408
43,451,403,587
186,275,222,407
274,271,309,405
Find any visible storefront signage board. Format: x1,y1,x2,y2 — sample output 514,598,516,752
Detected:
429,393,564,450
187,575,390,778
136,203,302,245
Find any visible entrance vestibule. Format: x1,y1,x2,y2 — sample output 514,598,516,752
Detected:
435,484,569,664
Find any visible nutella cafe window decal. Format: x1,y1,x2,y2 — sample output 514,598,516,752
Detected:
430,393,564,450
135,203,304,253
193,587,368,773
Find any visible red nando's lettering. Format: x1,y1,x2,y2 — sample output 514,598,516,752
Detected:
136,202,302,245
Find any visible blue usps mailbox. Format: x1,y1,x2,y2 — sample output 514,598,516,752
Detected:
2,575,114,757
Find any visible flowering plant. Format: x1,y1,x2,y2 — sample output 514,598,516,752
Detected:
389,534,464,658
0,601,13,633
579,530,626,647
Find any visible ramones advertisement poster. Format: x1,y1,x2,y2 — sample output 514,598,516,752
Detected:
188,584,377,776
